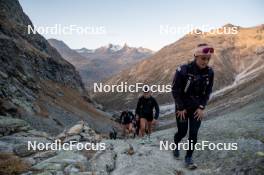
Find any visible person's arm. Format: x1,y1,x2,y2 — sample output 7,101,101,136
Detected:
131,112,135,121
172,66,186,111
119,112,124,124
135,97,142,116
153,98,159,120
199,69,214,109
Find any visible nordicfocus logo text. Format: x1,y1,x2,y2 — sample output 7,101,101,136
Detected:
93,82,171,93
160,140,238,151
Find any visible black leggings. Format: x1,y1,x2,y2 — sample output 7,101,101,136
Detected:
174,108,201,157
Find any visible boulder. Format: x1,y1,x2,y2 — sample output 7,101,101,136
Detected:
13,143,37,157
67,121,84,136
64,164,80,174
32,150,57,164
0,116,30,136
63,135,81,143
89,145,117,174
0,99,18,115
32,151,88,172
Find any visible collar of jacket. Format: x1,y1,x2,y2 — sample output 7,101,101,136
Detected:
191,60,208,74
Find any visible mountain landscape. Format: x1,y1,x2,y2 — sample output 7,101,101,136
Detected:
48,39,154,88
0,0,263,175
92,24,264,111
47,39,88,67
0,0,117,135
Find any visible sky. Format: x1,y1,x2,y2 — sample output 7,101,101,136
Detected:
19,0,264,51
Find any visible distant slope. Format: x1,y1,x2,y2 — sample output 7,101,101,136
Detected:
92,24,264,111
48,38,88,66
0,0,118,135
49,39,154,87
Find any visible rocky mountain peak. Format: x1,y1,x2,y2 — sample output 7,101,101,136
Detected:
0,0,117,136
108,43,122,52
123,43,129,49
222,23,239,28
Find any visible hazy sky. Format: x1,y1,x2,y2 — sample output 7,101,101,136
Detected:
19,0,263,51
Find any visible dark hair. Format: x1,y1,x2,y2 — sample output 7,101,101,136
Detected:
197,43,208,47
143,86,150,92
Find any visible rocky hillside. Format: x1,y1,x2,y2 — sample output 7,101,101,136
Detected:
0,1,263,174
49,39,154,87
92,24,264,111
0,117,105,175
104,99,264,175
48,39,88,67
0,0,117,135
1,97,262,175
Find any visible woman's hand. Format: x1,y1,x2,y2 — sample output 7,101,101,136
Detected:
176,110,187,120
194,108,204,121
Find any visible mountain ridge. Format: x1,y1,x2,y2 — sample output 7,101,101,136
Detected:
92,24,264,111
49,39,154,87
0,0,117,134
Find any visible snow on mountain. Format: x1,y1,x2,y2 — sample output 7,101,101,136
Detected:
49,41,154,87
76,47,95,54
108,44,122,52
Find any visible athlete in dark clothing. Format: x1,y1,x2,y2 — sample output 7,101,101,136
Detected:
120,110,135,137
172,43,214,169
135,88,159,137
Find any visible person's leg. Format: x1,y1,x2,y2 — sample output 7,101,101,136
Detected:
136,119,140,136
174,116,188,148
130,123,136,138
139,118,147,137
143,119,153,143
128,123,134,136
122,124,126,137
124,124,129,137
173,115,188,158
128,123,132,133
147,121,153,135
186,110,201,158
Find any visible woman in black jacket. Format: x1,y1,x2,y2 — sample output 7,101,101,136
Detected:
172,43,214,169
135,87,159,138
